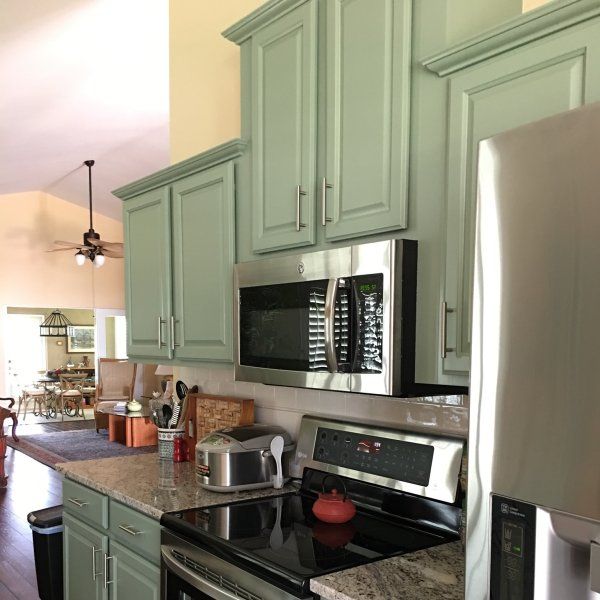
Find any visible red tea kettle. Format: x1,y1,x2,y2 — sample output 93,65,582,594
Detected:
312,475,356,524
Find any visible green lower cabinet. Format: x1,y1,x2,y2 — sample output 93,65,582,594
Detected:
108,540,160,600
63,512,108,600
440,15,600,376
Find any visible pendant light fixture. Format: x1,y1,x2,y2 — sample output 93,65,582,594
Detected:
40,309,73,337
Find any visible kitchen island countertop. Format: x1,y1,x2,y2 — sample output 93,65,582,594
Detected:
310,540,464,600
57,453,296,520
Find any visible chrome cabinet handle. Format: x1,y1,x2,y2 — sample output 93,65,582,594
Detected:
67,497,88,508
170,316,180,350
440,301,455,359
157,317,166,349
295,185,307,231
118,523,142,536
103,554,113,589
321,177,333,226
324,278,339,373
91,546,102,581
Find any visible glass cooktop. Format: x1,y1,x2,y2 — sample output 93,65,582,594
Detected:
162,491,454,594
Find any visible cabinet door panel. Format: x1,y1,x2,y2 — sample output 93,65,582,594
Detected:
442,20,600,375
63,513,108,600
123,188,172,359
324,0,411,240
252,1,317,252
110,540,160,600
172,163,235,361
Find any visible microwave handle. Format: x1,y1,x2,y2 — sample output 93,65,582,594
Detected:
324,278,338,373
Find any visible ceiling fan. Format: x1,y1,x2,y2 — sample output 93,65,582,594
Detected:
47,160,123,268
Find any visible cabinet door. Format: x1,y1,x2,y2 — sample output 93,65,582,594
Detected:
109,540,160,600
323,0,411,241
63,513,108,600
123,188,173,359
441,18,600,375
171,163,235,361
251,0,317,252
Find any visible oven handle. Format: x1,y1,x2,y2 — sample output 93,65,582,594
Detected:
161,546,240,600
324,278,339,373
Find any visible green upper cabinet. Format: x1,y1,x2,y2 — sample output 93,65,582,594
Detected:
171,163,235,361
123,188,172,360
115,140,245,364
251,1,317,252
224,0,412,254
323,0,411,241
424,11,600,376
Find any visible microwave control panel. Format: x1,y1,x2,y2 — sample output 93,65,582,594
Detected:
312,427,433,486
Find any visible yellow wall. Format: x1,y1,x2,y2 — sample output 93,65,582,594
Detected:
522,0,551,11
0,191,124,394
169,0,266,164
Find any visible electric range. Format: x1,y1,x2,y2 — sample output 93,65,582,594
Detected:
160,415,465,600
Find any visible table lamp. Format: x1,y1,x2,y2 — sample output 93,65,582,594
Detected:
155,365,174,399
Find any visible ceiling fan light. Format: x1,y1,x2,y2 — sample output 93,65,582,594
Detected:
75,250,86,266
94,250,105,268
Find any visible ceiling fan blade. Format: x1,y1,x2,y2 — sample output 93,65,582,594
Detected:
95,239,123,250
101,249,123,258
46,247,81,253
52,240,83,249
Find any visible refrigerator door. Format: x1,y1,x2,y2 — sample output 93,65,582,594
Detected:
467,102,600,597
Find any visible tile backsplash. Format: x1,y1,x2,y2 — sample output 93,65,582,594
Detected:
174,364,468,440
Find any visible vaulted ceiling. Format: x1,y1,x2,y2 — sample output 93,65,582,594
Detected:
0,0,170,220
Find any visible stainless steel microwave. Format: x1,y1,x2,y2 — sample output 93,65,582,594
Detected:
234,239,421,396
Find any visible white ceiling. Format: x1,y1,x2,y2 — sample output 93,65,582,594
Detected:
0,0,170,221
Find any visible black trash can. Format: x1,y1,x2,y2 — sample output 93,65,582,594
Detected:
27,505,63,600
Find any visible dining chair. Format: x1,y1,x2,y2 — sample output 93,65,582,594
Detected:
17,385,48,420
57,375,86,420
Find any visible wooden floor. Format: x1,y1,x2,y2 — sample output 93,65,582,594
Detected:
1,444,63,599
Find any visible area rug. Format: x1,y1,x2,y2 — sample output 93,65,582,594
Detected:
7,428,156,468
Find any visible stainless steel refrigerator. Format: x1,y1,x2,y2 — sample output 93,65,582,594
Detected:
466,102,600,599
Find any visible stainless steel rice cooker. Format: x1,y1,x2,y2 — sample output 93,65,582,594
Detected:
195,424,295,492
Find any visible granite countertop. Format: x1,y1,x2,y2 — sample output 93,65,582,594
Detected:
310,541,464,600
56,453,296,520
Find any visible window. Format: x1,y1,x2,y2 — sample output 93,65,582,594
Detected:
6,314,47,395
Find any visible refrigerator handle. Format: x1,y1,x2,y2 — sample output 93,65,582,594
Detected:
324,278,339,373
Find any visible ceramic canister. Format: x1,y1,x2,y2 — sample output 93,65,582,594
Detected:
157,428,185,460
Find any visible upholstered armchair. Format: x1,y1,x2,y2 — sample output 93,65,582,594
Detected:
94,359,137,432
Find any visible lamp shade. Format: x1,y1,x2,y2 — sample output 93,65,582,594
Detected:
40,310,73,337
155,364,173,377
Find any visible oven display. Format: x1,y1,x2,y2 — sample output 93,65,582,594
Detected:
313,427,434,486
357,439,382,454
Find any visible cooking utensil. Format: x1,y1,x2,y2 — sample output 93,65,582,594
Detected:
312,474,356,524
270,435,284,489
162,404,173,426
175,380,188,401
169,400,181,429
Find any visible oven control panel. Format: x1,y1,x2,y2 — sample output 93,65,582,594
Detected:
312,427,434,486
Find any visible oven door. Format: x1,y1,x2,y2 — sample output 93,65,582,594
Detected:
161,530,307,600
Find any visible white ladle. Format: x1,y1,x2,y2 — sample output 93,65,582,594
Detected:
270,435,285,489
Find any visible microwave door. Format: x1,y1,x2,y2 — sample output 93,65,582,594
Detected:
236,278,351,392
